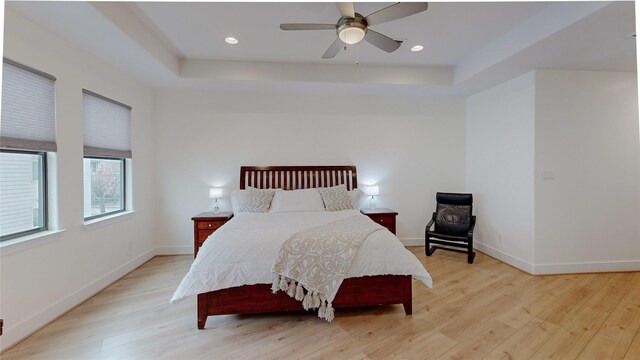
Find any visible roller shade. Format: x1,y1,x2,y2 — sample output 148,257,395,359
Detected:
1,59,57,152
83,89,132,158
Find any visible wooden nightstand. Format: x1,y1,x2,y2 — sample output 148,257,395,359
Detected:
361,208,398,235
192,212,233,257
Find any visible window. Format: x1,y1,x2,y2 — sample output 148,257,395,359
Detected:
83,157,125,219
0,59,56,241
0,151,47,239
82,90,132,221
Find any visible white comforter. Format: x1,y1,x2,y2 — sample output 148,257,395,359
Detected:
171,210,432,303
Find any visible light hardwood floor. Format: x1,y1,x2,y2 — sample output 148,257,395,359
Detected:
3,249,640,360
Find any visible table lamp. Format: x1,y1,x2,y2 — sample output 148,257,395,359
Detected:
209,187,223,213
363,185,379,210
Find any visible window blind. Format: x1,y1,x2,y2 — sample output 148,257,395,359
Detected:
1,59,57,152
83,89,132,158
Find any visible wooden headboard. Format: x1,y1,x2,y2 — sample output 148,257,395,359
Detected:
240,166,357,190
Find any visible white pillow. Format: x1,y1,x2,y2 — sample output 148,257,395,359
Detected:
230,187,275,215
318,185,355,211
349,188,364,209
230,190,241,215
269,188,326,213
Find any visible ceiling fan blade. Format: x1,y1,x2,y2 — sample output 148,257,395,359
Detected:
322,38,344,59
364,30,402,53
280,24,337,31
365,2,428,26
336,2,355,18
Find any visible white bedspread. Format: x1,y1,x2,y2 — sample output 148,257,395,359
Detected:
171,210,432,303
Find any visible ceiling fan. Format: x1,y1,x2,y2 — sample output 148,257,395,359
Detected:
280,2,429,59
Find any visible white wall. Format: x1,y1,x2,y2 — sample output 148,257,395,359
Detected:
0,9,156,350
534,70,640,272
466,69,640,274
466,72,536,270
154,90,466,251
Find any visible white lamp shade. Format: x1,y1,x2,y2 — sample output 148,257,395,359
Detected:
338,27,366,45
363,185,379,196
209,187,223,199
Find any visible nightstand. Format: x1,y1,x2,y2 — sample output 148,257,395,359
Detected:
192,212,233,257
361,208,398,235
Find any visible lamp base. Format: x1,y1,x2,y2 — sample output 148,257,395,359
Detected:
369,196,376,210
213,199,220,213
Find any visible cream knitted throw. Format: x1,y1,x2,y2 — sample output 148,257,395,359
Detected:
271,215,383,322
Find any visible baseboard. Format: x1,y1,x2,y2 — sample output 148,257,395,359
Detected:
155,245,192,255
473,241,535,274
160,241,424,251
474,241,640,275
399,238,423,247
158,239,425,251
0,248,156,352
533,260,640,275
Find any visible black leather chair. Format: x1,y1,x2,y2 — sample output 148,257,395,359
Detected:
425,193,476,264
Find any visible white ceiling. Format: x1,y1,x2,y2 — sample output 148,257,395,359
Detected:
5,1,637,95
132,2,548,65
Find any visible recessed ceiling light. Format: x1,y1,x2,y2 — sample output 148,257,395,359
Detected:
410,45,424,52
225,37,238,45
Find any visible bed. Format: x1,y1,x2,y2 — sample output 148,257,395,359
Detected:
171,166,432,328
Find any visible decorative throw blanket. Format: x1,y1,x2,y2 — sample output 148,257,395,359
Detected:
271,215,383,322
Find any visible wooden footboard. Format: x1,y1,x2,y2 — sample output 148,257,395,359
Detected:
198,275,412,328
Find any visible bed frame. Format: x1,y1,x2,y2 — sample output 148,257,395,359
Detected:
196,165,412,329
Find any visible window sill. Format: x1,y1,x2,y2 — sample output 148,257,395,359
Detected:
83,210,136,231
0,229,67,257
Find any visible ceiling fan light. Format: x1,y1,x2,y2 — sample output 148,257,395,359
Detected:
338,27,366,45
411,45,424,52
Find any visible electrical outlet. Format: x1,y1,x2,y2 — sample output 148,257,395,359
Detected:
497,234,503,244
127,240,133,252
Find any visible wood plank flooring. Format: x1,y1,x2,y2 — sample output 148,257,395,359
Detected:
3,248,639,359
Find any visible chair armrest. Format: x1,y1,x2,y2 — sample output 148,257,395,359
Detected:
425,212,436,232
468,216,477,238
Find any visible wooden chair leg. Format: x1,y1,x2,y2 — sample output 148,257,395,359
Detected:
426,245,435,256
425,237,432,256
467,238,475,264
